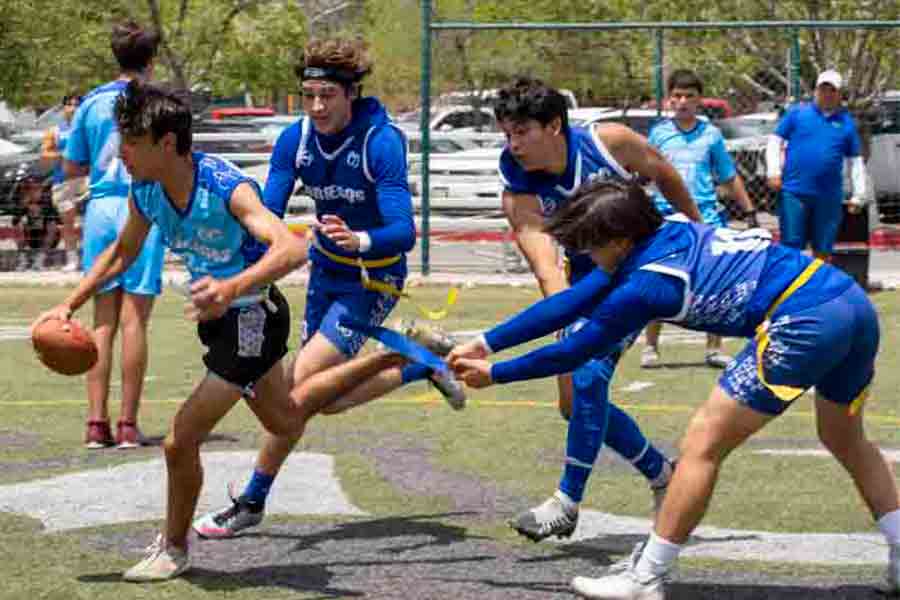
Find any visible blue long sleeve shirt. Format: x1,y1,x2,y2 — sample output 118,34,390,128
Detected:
261,97,414,270
491,270,683,383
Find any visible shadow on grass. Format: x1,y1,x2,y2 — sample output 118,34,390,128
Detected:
252,511,489,554
449,575,884,599
78,564,362,597
641,360,712,370
520,531,776,564
133,431,241,447
77,512,492,594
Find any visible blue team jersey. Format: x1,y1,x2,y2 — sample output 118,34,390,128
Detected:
51,122,73,184
488,220,858,385
131,152,262,286
648,119,735,219
64,80,131,200
263,97,414,276
775,102,861,202
499,125,632,282
618,220,853,337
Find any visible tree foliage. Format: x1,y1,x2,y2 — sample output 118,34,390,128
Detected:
1,0,897,112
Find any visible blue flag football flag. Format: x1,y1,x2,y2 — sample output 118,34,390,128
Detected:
338,316,449,375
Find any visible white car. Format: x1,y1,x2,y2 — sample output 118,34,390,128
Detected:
397,105,498,134
437,88,579,111
0,138,27,156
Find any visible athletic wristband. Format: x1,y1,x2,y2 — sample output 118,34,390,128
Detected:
355,231,372,253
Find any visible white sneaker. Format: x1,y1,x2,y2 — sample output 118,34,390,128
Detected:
572,543,668,599
704,350,733,369
122,534,191,582
640,347,661,369
509,493,578,541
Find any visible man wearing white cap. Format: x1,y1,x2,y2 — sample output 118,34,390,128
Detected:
766,69,867,260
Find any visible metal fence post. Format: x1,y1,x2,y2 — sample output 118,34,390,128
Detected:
420,0,433,276
790,29,802,101
654,28,664,115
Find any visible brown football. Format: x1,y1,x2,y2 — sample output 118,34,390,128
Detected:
32,318,98,376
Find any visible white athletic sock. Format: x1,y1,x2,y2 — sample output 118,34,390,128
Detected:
554,489,578,513
635,532,681,578
878,509,900,546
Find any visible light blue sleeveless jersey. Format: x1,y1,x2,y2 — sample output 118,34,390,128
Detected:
648,119,736,222
131,153,262,284
64,80,131,200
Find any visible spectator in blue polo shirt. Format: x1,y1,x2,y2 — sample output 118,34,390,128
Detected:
766,69,868,260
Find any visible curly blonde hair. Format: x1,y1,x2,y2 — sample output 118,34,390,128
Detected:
296,38,373,81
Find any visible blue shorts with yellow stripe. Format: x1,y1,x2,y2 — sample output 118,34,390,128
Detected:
720,282,879,416
302,261,403,357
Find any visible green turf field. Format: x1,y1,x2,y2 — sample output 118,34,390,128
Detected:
0,284,898,598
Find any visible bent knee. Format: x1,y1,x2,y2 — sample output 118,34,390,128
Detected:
163,430,202,459
818,427,866,459
678,422,737,463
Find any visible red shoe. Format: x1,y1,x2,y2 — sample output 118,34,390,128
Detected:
116,420,144,449
84,420,114,449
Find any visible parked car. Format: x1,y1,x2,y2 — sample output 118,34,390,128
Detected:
207,106,275,120
436,88,579,111
0,138,27,156
192,119,272,167
247,115,303,142
570,108,670,136
869,91,900,223
407,136,479,154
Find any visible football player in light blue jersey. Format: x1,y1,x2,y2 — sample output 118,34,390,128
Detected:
493,77,701,542
33,80,313,582
41,92,82,270
644,69,756,370
36,79,445,584
450,179,900,599
62,21,166,450
194,37,463,540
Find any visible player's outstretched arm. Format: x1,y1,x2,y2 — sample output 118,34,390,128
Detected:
474,268,614,355
502,191,568,298
188,182,307,321
596,123,701,222
32,196,150,330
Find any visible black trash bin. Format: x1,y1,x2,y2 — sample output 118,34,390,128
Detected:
831,204,870,290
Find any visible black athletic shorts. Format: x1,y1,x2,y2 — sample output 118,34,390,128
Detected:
198,284,290,391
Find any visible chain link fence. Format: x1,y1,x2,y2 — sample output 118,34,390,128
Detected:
419,19,900,276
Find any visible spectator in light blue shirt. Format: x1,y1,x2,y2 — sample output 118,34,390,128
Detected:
644,69,755,370
767,69,868,260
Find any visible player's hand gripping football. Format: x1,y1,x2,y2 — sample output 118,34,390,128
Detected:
31,303,75,334
187,276,236,321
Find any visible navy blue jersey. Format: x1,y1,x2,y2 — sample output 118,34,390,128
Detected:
263,97,414,277
487,221,856,383
499,125,632,282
